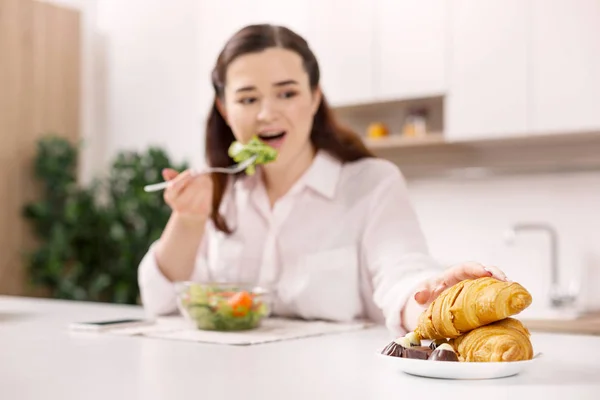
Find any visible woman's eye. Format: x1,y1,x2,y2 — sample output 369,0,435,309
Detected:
238,97,257,105
279,91,298,99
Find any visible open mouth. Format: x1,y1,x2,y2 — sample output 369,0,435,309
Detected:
258,131,286,142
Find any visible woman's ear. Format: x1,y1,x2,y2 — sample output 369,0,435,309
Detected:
215,97,228,125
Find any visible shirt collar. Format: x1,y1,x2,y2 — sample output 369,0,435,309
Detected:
301,149,343,199
233,149,343,200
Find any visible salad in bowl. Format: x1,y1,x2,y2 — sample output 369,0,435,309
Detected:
175,282,271,331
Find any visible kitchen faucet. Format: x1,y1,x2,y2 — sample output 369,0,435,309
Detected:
504,222,578,309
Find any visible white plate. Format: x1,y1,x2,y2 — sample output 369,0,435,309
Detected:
378,352,542,380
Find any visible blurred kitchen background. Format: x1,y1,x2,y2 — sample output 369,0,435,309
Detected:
2,0,599,331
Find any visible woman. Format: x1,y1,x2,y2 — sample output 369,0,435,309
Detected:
138,24,507,335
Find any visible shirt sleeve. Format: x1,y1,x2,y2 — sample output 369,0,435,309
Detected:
361,166,443,336
137,231,210,317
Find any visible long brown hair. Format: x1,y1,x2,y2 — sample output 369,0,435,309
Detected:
205,24,374,233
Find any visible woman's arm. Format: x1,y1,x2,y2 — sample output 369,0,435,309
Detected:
137,216,210,316
154,213,207,282
138,168,214,315
361,165,442,336
361,164,509,335
363,163,506,335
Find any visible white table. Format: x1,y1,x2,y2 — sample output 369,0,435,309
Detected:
1,295,599,400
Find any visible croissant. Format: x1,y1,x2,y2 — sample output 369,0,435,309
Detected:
415,277,532,340
450,318,534,362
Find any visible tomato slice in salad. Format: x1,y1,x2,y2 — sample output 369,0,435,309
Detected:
227,291,253,316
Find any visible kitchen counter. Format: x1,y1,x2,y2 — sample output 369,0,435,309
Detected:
523,312,600,335
1,295,599,400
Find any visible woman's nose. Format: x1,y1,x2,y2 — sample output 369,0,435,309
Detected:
257,99,278,122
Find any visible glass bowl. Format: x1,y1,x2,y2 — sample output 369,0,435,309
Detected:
174,281,272,331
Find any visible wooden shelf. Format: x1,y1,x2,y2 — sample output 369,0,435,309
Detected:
364,130,600,180
335,93,600,180
363,133,445,149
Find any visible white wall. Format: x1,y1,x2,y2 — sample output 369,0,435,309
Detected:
407,171,600,316
95,0,205,172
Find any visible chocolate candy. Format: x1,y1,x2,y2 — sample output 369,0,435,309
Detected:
429,338,449,350
381,337,411,357
429,343,459,362
403,346,433,360
381,342,403,357
382,337,454,361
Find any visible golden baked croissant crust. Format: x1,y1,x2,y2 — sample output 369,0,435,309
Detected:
415,277,532,340
450,318,534,362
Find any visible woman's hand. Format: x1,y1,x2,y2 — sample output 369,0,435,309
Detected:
414,262,509,306
161,168,213,222
152,169,213,283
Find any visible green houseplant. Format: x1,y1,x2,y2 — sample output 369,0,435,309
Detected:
23,135,188,304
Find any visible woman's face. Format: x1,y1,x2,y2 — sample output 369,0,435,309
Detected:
219,47,321,171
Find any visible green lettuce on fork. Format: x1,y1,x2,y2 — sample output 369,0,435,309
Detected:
227,135,278,175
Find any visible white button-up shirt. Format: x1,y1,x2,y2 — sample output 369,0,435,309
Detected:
138,150,442,335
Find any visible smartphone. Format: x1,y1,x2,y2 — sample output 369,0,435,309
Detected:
68,318,154,332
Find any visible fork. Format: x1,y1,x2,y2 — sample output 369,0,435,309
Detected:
143,155,257,192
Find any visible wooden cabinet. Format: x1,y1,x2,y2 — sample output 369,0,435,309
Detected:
374,0,447,101
530,0,600,133
0,0,81,295
446,0,529,140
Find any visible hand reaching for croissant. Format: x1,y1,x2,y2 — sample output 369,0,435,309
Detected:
414,262,510,306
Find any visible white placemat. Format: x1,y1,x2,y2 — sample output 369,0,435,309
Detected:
102,316,372,345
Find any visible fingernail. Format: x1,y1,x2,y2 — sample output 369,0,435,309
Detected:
482,267,493,276
414,291,423,301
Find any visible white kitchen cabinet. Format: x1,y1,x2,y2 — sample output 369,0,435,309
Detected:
446,0,529,140
253,1,311,38
306,0,375,107
375,0,447,101
530,0,600,133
